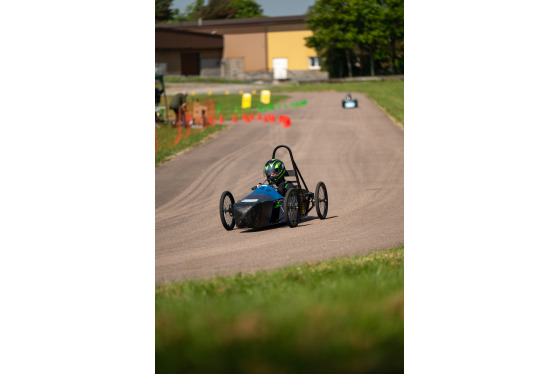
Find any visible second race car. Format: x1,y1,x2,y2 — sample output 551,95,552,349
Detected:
342,93,358,109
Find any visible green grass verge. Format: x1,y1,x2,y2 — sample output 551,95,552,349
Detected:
188,93,290,121
155,247,404,373
274,80,404,125
155,125,228,166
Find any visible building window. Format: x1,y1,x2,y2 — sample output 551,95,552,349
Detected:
308,57,321,70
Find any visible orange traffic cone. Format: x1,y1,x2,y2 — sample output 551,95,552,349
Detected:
257,112,262,120
219,114,224,123
232,114,237,122
279,115,292,128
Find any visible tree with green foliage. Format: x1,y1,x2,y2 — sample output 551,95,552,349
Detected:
230,0,263,18
305,0,403,78
180,0,263,21
381,0,404,73
183,0,205,21
305,0,356,77
197,0,236,19
155,0,174,23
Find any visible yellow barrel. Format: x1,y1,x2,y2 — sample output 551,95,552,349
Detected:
241,93,252,109
260,90,271,104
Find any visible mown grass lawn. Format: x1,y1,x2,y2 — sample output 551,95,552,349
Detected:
155,247,404,374
155,125,229,166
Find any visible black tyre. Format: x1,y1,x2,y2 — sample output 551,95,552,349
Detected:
284,188,300,228
315,181,328,219
219,191,235,230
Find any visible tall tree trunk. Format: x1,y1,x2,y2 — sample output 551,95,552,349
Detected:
345,50,353,78
388,37,395,74
369,48,375,76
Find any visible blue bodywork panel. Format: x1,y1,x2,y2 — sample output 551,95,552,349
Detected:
240,184,283,202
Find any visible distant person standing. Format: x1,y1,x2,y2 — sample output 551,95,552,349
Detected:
169,91,188,126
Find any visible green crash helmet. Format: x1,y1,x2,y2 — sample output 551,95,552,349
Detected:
263,159,286,183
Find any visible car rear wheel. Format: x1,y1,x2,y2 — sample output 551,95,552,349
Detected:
219,191,235,230
284,188,300,228
315,181,328,219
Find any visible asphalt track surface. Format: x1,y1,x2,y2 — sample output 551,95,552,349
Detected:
155,92,403,284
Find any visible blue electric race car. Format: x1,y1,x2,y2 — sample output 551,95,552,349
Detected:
219,145,328,230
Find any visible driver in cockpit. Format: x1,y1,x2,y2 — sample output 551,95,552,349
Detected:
260,158,294,197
